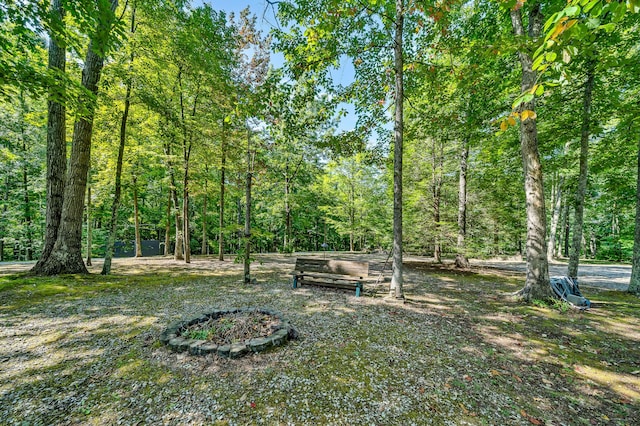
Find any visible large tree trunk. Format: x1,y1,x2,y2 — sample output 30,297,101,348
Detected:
244,129,252,284
389,0,405,300
629,133,640,295
218,127,226,261
133,173,142,257
102,6,135,275
38,0,118,275
548,174,564,260
455,138,469,268
32,0,66,273
568,59,596,279
510,3,553,301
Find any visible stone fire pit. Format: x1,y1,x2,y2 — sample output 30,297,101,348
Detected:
160,308,298,358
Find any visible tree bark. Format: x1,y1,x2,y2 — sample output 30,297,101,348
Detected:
133,173,142,257
389,0,405,300
32,0,66,273
244,129,252,284
568,59,596,279
86,176,92,266
455,138,469,268
432,138,443,263
102,5,135,275
218,126,226,261
563,198,570,257
510,3,553,301
38,0,118,275
629,133,640,295
548,174,563,260
201,176,208,255
164,189,171,256
19,92,33,261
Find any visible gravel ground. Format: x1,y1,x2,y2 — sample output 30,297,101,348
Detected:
0,254,638,425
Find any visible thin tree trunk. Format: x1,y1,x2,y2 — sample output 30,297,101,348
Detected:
183,170,190,263
86,175,92,266
244,129,252,284
164,189,171,256
32,0,66,272
432,138,443,263
629,132,640,295
455,138,469,268
548,174,564,260
0,176,6,261
133,173,142,257
102,5,135,275
218,127,226,261
390,0,405,300
568,59,596,279
202,176,208,255
510,3,553,301
563,198,570,257
38,0,118,275
19,92,33,261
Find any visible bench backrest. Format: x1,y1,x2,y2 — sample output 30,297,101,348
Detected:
294,258,369,278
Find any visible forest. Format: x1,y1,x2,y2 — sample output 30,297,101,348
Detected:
0,0,639,295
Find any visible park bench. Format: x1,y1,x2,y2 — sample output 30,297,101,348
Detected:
292,258,369,297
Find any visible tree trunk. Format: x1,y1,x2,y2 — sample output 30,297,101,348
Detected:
102,5,135,275
218,127,226,261
0,176,6,261
201,176,208,255
548,174,563,260
628,133,640,295
568,59,596,279
432,138,443,263
563,199,570,257
284,158,291,251
244,129,252,284
133,173,142,257
510,3,553,301
32,0,66,273
183,174,191,263
19,93,33,261
86,176,92,266
164,189,171,256
455,138,469,268
38,0,118,275
389,0,405,300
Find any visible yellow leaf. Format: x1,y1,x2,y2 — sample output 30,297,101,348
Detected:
507,116,516,126
500,120,508,132
490,369,501,376
529,84,538,95
521,110,530,121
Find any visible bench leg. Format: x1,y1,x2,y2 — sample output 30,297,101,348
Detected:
292,276,298,289
355,284,361,297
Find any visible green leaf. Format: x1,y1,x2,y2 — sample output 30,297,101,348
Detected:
565,5,581,16
532,54,545,70
535,85,544,96
545,51,557,62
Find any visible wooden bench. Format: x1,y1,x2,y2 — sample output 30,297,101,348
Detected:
292,258,369,297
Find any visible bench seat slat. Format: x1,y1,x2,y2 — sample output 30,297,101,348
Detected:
292,258,369,296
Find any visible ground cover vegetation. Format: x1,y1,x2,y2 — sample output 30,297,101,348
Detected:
0,255,639,424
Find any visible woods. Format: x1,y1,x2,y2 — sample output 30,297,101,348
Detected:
0,0,639,295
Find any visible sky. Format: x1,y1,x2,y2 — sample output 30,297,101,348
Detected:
196,0,359,132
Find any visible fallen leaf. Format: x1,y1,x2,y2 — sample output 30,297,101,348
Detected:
513,374,523,383
490,369,501,377
250,401,256,408
463,374,472,382
418,387,425,394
